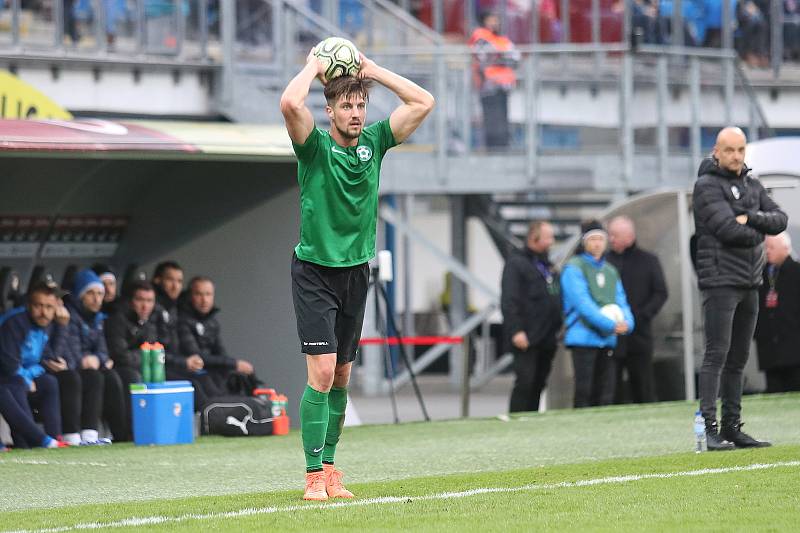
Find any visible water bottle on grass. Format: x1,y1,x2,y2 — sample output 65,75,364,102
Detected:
693,410,705,453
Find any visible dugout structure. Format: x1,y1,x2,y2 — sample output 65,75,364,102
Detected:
0,118,310,423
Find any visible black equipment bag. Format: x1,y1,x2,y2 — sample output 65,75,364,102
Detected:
201,395,278,436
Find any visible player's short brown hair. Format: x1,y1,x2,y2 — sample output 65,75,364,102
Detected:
324,76,372,106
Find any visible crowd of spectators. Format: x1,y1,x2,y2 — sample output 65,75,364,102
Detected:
0,261,258,451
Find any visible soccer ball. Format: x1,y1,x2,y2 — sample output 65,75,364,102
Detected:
314,37,361,81
600,303,625,323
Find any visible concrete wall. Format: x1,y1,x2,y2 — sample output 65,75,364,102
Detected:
142,183,306,424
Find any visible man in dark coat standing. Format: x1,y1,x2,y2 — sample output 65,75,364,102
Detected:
501,221,563,413
606,216,668,403
755,232,800,393
693,126,787,450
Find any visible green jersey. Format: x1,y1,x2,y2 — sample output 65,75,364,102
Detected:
292,119,397,267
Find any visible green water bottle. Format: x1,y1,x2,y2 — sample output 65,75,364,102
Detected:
151,342,166,383
140,343,152,383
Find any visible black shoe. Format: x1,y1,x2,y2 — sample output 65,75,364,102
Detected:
706,421,735,451
721,422,772,448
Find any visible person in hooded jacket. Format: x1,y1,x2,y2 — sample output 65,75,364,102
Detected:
692,126,787,450
63,269,128,443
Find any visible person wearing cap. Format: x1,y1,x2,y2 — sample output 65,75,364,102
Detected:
59,269,120,444
0,282,68,448
561,220,635,408
91,263,119,315
693,127,787,450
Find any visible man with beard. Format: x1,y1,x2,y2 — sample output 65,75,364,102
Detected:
280,50,434,500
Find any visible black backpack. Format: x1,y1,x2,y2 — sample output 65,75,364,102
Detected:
201,395,278,436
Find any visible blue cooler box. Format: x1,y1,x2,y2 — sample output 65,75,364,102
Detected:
130,381,194,446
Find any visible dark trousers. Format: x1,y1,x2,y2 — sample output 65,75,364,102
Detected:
167,368,225,411
509,341,556,413
614,336,656,404
739,18,769,56
0,375,54,448
480,90,510,148
699,287,758,426
571,346,616,408
114,365,141,438
53,368,104,434
64,0,80,43
765,367,800,393
102,367,130,441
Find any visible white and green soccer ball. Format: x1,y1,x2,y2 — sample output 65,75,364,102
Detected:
600,303,625,323
314,37,361,80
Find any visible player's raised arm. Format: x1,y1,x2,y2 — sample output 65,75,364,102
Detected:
359,55,435,143
280,50,326,145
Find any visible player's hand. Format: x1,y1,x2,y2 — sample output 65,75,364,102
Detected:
307,47,328,85
735,214,748,224
236,359,254,375
614,321,629,335
82,355,101,370
105,359,114,370
511,331,530,351
358,53,378,79
186,355,204,372
54,301,70,326
29,380,36,393
44,357,68,372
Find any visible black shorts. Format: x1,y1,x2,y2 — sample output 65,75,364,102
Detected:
291,252,370,362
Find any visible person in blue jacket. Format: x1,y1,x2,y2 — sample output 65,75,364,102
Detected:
0,282,68,449
561,220,635,408
61,269,123,444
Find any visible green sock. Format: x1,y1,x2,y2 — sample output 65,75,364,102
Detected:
322,386,348,465
300,385,329,473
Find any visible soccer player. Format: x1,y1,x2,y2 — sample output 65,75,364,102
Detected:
280,50,434,501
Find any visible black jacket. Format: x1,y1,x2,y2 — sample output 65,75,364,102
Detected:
177,305,236,370
154,286,180,357
754,257,800,371
692,158,788,289
105,307,159,369
607,243,668,354
500,247,563,349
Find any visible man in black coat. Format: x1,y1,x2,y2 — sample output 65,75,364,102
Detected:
177,276,256,393
755,232,800,393
151,261,183,357
501,221,563,413
693,126,787,450
606,216,668,403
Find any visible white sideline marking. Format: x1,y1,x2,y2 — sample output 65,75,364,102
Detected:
0,459,108,467
6,460,799,533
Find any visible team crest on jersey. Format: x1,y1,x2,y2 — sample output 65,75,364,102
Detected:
356,145,372,162
731,185,740,199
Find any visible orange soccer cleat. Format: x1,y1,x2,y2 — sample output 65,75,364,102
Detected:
323,464,354,499
303,471,328,501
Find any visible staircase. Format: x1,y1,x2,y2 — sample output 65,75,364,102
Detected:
470,190,617,260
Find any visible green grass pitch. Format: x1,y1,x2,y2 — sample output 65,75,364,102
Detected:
1,394,799,532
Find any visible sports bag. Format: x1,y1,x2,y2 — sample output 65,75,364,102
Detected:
201,395,279,436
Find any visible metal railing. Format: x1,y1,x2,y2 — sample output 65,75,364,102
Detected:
0,0,216,60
